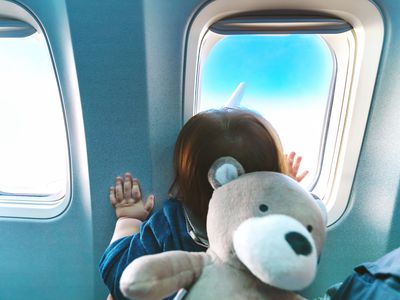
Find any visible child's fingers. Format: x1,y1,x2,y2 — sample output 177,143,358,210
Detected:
115,177,124,201
292,156,302,174
288,152,295,164
296,170,309,182
131,179,141,202
286,152,295,172
109,187,117,206
144,195,155,213
123,173,133,201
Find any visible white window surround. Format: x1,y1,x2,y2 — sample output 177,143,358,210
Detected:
183,0,384,226
0,1,72,219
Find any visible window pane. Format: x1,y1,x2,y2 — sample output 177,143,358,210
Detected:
198,34,334,188
0,32,68,198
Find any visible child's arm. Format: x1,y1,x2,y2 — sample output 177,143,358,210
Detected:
109,173,155,244
286,151,309,183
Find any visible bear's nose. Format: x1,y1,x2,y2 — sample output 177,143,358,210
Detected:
285,232,312,256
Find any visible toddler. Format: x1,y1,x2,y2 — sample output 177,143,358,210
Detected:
100,108,308,300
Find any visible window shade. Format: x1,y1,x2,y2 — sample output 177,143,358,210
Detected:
210,16,352,34
0,19,35,37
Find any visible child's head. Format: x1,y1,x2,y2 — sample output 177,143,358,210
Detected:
169,107,287,227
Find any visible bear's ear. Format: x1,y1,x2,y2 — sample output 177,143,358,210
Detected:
311,193,328,226
208,156,245,190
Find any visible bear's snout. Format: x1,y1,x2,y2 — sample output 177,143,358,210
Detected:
285,232,312,256
233,214,318,291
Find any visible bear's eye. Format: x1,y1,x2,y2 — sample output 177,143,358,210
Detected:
307,225,313,232
259,204,269,212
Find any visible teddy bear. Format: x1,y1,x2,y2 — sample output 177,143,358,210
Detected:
119,156,327,300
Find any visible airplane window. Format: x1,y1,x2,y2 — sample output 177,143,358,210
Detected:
191,17,357,207
197,34,333,189
185,6,383,226
0,28,68,204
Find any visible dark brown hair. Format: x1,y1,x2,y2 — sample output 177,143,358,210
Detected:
169,108,288,228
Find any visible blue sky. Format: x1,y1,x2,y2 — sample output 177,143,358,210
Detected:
200,34,333,108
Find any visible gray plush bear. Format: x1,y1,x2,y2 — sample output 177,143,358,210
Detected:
120,156,327,300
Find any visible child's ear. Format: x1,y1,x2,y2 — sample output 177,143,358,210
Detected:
208,156,245,190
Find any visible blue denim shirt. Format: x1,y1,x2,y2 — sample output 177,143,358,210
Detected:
332,247,400,300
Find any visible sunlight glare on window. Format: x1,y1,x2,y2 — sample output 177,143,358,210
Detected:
0,32,68,198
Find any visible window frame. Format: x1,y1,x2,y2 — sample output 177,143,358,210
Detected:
0,1,71,219
183,0,384,226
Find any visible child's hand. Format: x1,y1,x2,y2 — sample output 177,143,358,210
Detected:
286,152,309,183
109,173,155,220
